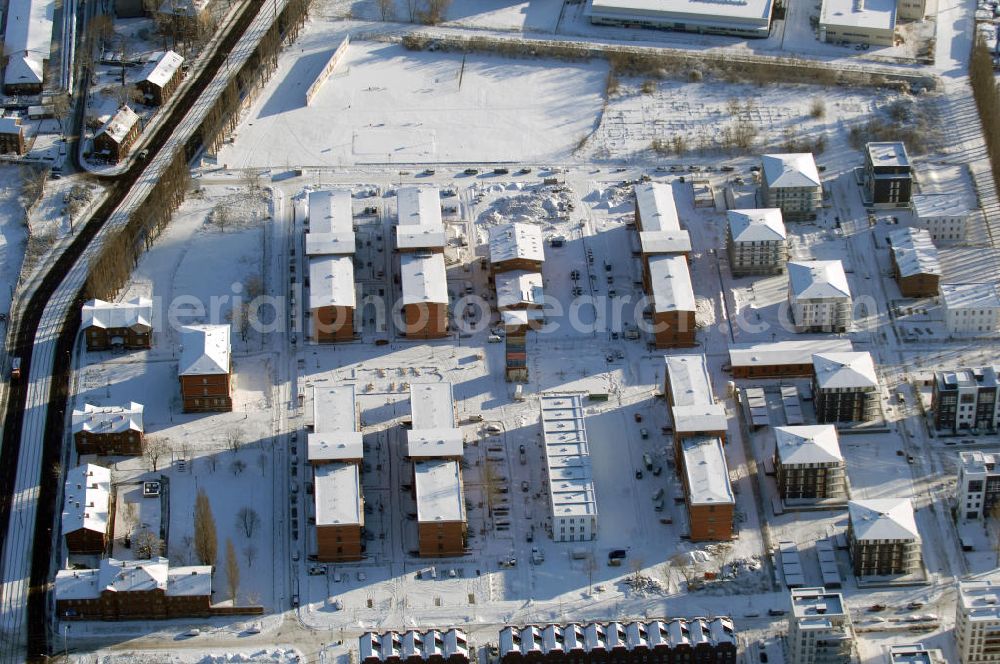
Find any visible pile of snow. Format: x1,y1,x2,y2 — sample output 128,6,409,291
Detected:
623,573,667,596
695,297,717,327
477,189,573,226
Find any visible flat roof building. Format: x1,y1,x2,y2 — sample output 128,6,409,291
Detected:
664,355,727,458
787,587,853,664
646,254,697,348
306,190,356,342
680,436,734,542
933,367,1000,435
414,459,467,557
586,0,773,38
407,382,462,459
495,271,544,310
956,578,1000,664
888,644,945,664
956,451,1000,522
400,253,449,339
634,182,690,254
540,395,598,543
396,187,445,252
820,0,896,47
314,462,363,561
911,194,974,244
308,386,362,464
728,338,854,379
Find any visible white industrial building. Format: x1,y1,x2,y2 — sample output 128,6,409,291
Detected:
941,283,1000,336
956,578,1000,664
787,587,854,664
819,0,896,47
725,208,788,276
910,194,973,244
761,154,822,220
585,0,773,37
396,187,445,252
539,394,598,542
787,260,852,332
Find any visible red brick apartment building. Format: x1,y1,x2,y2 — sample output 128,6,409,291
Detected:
71,402,145,456
93,105,141,163
137,50,184,106
306,189,357,342
81,298,154,351
400,253,449,339
62,464,111,555
361,629,470,664
178,324,232,412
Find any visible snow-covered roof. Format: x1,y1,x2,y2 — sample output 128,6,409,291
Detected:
941,283,1000,311
788,260,851,301
634,182,681,233
790,587,846,618
396,187,445,250
400,253,448,305
314,462,362,526
865,141,909,168
0,117,23,134
665,354,715,408
308,255,356,309
671,404,728,434
157,0,211,17
638,230,691,255
813,352,879,390
959,579,1000,622
647,254,695,314
410,382,455,429
96,106,140,145
495,270,544,309
306,189,356,255
502,309,545,327
761,153,821,189
821,0,895,32
71,402,144,436
540,394,598,519
775,425,843,466
3,0,54,88
727,208,786,243
178,324,230,376
55,558,212,600
681,436,734,506
489,223,545,265
407,428,463,459
728,338,853,369
911,194,973,219
82,297,153,331
888,644,944,664
587,0,773,34
141,50,183,88
890,227,941,278
848,498,919,543
309,385,362,462
62,464,110,535
414,459,466,523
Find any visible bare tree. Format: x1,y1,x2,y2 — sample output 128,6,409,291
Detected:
50,93,71,130
243,544,257,568
120,501,138,540
629,556,645,585
225,538,240,602
144,436,170,472
87,15,115,51
236,506,261,538
193,488,218,566
226,426,245,452
585,556,598,595
419,0,451,24
212,203,232,231
230,459,247,476
377,0,395,20
134,528,164,559
256,453,268,476
205,454,218,473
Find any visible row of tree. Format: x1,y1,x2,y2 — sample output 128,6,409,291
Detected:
193,488,262,603
969,34,1000,247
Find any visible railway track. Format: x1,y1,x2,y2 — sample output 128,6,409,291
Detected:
0,0,276,659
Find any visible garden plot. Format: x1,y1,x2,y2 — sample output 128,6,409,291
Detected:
584,80,898,162
216,40,607,167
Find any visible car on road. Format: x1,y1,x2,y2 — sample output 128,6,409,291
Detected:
463,168,479,175
635,469,643,479
521,480,529,492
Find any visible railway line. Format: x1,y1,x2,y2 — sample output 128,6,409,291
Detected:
0,0,293,659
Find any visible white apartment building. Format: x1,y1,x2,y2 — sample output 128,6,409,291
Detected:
941,283,1000,336
787,587,854,664
956,451,1000,522
819,0,896,47
761,154,822,220
787,260,852,332
911,194,973,244
956,579,1000,664
725,208,788,276
889,644,945,664
539,394,598,542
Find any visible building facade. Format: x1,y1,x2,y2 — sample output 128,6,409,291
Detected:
889,227,940,298
361,629,470,664
401,253,448,339
178,324,232,413
137,50,184,105
956,579,1000,664
941,283,1000,336
0,116,25,154
773,425,847,505
847,499,922,576
540,395,598,542
812,352,880,423
896,0,926,20
955,451,1000,521
725,208,787,276
681,436,734,542
72,402,145,456
728,339,854,379
62,464,111,555
865,142,912,207
787,261,852,333
932,367,1000,434
306,189,357,343
761,154,822,221
586,0,773,38
93,105,141,163
787,587,854,664
910,194,972,244
819,0,896,47
82,298,154,350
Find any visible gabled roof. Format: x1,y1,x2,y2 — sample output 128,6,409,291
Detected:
4,51,43,87
788,260,851,300
82,297,153,331
62,464,111,535
308,255,356,309
849,498,919,542
761,153,821,189
941,283,1000,310
634,182,681,233
813,352,878,390
727,208,786,243
0,116,23,135
489,223,545,265
400,253,448,305
495,270,544,309
911,194,973,219
774,425,842,465
647,254,695,313
71,402,144,436
95,106,140,145
681,436,734,506
396,187,445,250
889,227,941,278
178,324,230,375
141,50,183,88
3,0,53,87
54,557,213,599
